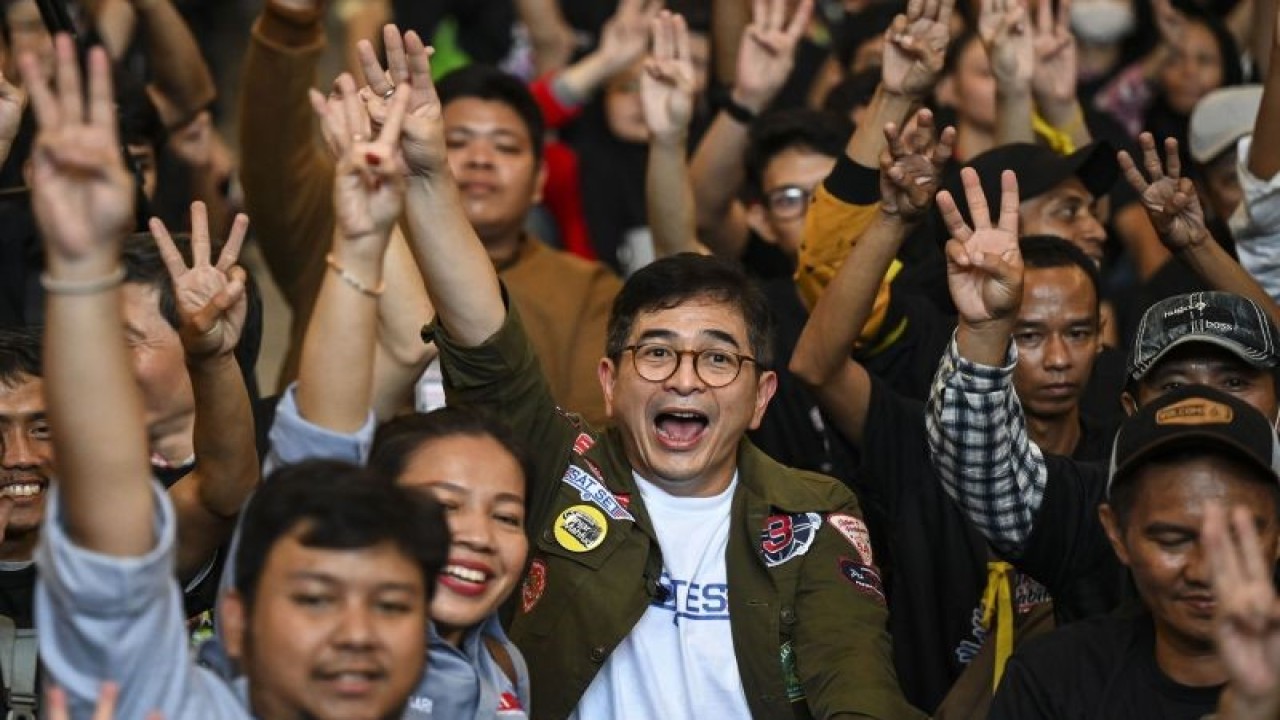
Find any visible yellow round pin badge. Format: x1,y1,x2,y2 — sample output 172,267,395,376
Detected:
554,505,608,553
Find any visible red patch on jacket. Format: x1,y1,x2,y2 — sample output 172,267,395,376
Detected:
521,559,547,613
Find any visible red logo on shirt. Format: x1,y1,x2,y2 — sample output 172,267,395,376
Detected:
498,692,524,711
520,559,547,614
572,432,595,455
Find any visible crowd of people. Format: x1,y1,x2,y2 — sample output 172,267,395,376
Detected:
2,0,1280,717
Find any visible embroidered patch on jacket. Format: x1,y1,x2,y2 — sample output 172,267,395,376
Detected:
572,432,595,455
520,559,547,613
827,513,874,565
554,505,608,552
560,465,635,521
759,512,822,567
838,556,885,604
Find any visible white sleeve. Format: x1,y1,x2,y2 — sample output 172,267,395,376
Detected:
1231,135,1280,303
35,483,248,719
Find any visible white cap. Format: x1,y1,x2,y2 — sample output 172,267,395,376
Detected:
1189,85,1264,164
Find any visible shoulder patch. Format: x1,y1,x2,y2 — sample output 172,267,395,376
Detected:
827,513,873,565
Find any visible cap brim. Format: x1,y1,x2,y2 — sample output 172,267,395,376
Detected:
1108,431,1280,497
1131,333,1278,381
1064,142,1119,199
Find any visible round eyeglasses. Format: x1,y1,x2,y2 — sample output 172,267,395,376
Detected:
764,185,816,220
623,343,757,388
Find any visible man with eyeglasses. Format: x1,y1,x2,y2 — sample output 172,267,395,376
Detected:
407,62,921,714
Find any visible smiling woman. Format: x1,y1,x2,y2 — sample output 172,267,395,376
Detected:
369,409,531,651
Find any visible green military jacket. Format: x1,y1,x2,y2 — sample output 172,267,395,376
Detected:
435,306,922,720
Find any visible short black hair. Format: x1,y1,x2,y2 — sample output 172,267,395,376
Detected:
1019,235,1102,316
0,324,41,388
233,460,449,609
606,253,774,368
369,406,532,486
123,232,183,330
743,109,850,201
1108,445,1280,529
436,64,545,163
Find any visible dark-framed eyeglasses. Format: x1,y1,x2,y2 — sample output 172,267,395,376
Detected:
763,185,815,220
623,343,757,388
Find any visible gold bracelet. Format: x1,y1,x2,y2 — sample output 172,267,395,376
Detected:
325,253,385,297
40,266,126,295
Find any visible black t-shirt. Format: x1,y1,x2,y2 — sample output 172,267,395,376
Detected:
990,612,1221,719
747,277,857,480
855,370,1107,711
1018,455,1126,623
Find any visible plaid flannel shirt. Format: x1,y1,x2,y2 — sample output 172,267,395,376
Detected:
925,333,1048,557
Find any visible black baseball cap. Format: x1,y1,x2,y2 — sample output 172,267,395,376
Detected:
1127,292,1280,381
945,142,1119,226
1107,385,1280,498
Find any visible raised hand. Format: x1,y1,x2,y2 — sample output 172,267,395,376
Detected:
879,108,956,221
937,168,1023,326
641,11,697,142
150,201,250,361
310,75,411,247
597,0,664,75
21,36,135,269
0,69,27,163
881,0,955,99
1204,504,1280,718
353,26,447,178
1152,0,1188,49
1118,133,1208,251
731,0,813,113
979,0,1034,89
47,682,163,720
1031,0,1078,111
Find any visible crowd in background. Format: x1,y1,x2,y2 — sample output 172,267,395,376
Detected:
4,0,1280,717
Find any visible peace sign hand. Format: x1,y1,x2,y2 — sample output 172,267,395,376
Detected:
150,201,250,361
1118,133,1208,251
937,168,1024,328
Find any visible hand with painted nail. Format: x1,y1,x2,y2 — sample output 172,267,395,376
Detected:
879,108,956,221
937,167,1024,327
150,201,250,361
354,25,448,177
311,76,411,247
